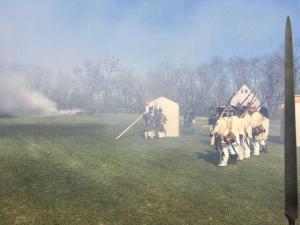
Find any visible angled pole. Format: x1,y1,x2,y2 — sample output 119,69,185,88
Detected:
284,16,298,225
115,112,146,140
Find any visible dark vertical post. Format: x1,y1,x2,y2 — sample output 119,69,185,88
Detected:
285,16,298,225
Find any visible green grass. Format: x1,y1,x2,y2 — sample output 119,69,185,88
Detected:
0,114,298,225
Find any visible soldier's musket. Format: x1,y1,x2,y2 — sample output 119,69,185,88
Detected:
244,136,251,149
248,90,257,106
229,142,238,156
210,93,236,134
219,88,251,119
285,16,298,225
219,93,236,118
239,138,247,152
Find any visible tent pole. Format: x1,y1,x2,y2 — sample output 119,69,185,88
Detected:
115,113,146,140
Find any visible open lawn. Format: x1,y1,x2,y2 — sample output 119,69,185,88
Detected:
0,114,299,225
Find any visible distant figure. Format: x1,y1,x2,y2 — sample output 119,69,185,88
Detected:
184,108,196,133
157,107,167,138
153,107,160,136
143,107,155,139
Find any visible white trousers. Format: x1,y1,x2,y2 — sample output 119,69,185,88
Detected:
253,140,266,155
219,143,238,166
158,132,166,138
233,138,244,161
145,131,155,139
242,138,251,159
237,144,244,160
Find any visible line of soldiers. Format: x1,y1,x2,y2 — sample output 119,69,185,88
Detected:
143,106,167,139
210,103,269,167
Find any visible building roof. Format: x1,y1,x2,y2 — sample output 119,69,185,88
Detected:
150,96,178,105
230,84,260,107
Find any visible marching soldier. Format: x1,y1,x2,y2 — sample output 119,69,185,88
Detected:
210,108,230,166
244,104,253,158
252,106,269,155
226,107,243,161
239,105,252,158
248,105,263,155
211,107,240,167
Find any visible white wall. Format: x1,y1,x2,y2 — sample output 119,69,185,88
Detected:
147,97,179,137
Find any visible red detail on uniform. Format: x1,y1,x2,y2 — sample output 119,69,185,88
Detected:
144,99,150,106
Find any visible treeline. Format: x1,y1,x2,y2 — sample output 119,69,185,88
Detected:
1,49,299,118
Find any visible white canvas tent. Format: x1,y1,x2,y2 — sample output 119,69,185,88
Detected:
280,95,300,147
230,84,260,108
146,97,179,137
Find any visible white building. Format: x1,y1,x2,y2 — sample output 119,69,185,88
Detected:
230,84,260,108
146,97,179,137
280,95,300,147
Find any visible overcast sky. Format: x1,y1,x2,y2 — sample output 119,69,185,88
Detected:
0,0,299,73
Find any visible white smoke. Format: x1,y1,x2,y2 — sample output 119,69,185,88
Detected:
0,75,57,116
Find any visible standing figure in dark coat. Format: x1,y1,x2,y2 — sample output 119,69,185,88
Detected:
157,107,167,138
184,108,196,133
143,107,155,139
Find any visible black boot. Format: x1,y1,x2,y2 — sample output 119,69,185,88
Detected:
261,147,268,154
229,154,238,165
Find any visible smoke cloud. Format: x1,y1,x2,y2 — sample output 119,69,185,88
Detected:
0,75,57,116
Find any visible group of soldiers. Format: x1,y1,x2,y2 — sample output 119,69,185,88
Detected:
143,106,167,139
210,103,269,167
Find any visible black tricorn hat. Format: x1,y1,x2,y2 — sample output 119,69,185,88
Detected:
259,106,269,118
236,105,246,116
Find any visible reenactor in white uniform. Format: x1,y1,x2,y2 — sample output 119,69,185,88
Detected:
211,107,239,167
248,106,263,155
210,110,230,166
226,107,244,161
239,105,252,158
252,106,269,155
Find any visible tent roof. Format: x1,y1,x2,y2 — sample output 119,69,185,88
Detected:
150,96,178,105
230,84,260,107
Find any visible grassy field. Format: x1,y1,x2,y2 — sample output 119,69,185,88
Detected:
0,114,299,225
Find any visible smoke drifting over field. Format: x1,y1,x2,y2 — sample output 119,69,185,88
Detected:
0,1,298,116
0,75,57,116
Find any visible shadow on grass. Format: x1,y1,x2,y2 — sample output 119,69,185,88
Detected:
0,150,131,224
196,149,218,166
0,123,107,139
